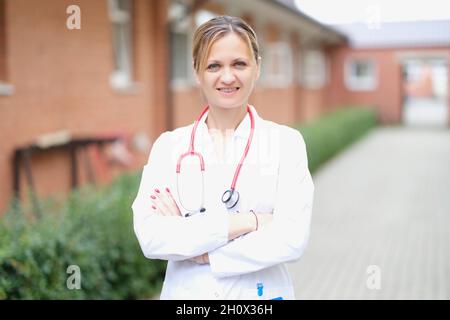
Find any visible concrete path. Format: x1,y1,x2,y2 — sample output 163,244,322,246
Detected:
288,126,450,299
403,97,448,127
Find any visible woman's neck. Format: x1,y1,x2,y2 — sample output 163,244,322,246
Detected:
205,104,247,136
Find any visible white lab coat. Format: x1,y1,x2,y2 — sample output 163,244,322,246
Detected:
132,105,314,300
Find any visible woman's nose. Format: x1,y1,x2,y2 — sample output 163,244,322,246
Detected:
220,67,236,84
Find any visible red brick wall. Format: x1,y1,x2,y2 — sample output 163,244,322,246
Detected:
251,86,297,125
298,87,328,122
0,0,169,213
326,46,401,122
0,0,6,80
326,45,450,124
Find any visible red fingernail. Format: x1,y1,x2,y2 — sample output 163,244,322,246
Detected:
166,187,170,193
152,205,156,210
150,195,156,199
155,189,160,193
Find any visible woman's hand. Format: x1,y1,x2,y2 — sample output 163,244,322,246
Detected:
187,211,273,265
150,187,182,216
189,253,209,265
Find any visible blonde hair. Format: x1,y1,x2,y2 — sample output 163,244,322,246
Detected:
192,15,260,75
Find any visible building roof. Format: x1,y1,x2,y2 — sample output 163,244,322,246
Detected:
268,0,348,44
330,20,450,48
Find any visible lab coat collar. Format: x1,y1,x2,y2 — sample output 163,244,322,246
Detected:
197,105,259,140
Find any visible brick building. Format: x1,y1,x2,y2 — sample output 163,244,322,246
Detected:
329,20,450,125
0,0,449,213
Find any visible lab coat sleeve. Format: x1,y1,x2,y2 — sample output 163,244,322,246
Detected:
208,129,314,277
132,132,229,261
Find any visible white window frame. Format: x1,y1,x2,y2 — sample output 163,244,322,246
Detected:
300,49,328,89
169,7,218,89
169,29,196,89
261,42,293,88
0,82,14,96
345,58,378,91
108,0,135,91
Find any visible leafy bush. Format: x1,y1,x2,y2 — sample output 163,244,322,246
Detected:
295,106,377,173
0,173,166,299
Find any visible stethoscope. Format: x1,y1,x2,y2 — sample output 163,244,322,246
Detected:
176,104,255,216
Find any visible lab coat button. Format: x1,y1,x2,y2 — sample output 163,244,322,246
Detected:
214,292,220,298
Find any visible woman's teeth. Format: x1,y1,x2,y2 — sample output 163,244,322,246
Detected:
218,87,239,93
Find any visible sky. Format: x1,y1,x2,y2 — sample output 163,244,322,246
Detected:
293,0,450,24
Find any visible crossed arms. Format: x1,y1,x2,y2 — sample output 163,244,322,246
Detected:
132,129,314,277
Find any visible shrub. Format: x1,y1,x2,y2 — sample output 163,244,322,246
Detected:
295,106,377,173
0,173,166,299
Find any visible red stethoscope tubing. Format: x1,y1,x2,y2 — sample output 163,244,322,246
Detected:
176,104,255,191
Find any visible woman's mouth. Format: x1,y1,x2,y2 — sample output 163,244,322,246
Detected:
217,87,240,96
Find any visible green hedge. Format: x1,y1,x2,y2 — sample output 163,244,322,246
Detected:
295,106,377,173
0,173,166,299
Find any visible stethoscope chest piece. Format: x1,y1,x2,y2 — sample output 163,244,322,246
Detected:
222,189,240,210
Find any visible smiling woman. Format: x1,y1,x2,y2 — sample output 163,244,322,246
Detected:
192,16,261,134
132,16,314,300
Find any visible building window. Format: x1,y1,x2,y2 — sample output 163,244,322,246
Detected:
170,31,193,87
300,49,328,89
261,42,293,87
169,7,218,88
345,58,377,91
108,0,134,91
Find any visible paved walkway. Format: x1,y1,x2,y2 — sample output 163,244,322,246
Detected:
288,126,450,299
403,97,448,127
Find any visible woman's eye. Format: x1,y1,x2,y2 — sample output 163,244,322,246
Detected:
207,64,220,71
235,61,247,68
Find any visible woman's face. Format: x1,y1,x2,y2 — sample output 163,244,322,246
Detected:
196,32,260,110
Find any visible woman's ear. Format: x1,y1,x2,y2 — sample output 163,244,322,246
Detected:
255,56,262,81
